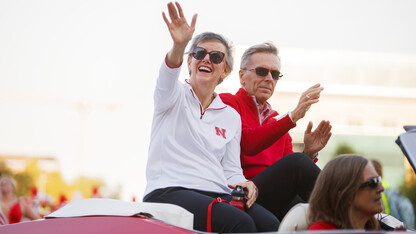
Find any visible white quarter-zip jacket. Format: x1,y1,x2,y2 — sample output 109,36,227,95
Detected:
144,60,246,197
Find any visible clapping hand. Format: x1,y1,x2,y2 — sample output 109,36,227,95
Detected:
303,120,332,159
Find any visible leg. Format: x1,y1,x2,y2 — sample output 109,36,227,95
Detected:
245,202,280,232
252,152,321,220
144,187,257,233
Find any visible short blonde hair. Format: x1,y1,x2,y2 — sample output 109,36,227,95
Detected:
0,175,17,194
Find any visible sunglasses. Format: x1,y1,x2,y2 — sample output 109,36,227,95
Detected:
191,47,225,64
359,176,382,189
242,67,283,80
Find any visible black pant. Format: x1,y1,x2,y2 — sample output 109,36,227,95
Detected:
143,187,279,233
252,152,321,221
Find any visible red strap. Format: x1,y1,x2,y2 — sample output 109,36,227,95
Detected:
207,198,229,232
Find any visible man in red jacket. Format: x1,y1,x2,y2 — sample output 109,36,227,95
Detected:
220,42,332,221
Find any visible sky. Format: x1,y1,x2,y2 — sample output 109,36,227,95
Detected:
0,0,416,201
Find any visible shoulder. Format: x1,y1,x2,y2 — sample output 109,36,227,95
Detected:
219,92,237,105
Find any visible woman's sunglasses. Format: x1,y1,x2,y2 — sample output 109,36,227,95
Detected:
191,47,225,64
242,67,283,80
359,176,382,189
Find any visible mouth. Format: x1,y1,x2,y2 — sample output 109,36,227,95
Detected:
198,66,212,73
259,86,272,92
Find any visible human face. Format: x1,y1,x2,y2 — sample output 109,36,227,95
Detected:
187,40,229,86
240,52,281,106
0,178,14,195
351,162,384,219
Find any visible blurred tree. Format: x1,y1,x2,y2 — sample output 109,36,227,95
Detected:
24,160,42,182
14,172,35,197
0,161,13,176
45,171,72,203
333,142,357,158
73,176,103,198
0,159,110,204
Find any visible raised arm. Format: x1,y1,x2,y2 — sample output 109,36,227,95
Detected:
291,83,323,123
162,2,197,67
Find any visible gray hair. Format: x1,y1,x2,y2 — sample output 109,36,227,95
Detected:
187,32,234,84
240,42,281,69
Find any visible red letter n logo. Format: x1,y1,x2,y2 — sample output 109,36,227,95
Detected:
215,126,226,139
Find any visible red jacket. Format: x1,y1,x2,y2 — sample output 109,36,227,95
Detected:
220,88,296,179
308,222,338,230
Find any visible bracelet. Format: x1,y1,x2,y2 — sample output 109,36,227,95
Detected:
312,153,319,161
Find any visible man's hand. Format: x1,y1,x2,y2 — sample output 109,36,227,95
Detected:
291,84,323,123
228,181,258,208
303,120,332,159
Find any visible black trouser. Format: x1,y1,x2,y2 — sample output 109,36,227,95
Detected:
143,187,279,233
252,152,321,221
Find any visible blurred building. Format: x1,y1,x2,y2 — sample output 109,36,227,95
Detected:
0,155,60,174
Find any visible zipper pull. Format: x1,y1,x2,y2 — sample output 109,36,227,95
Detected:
200,114,203,119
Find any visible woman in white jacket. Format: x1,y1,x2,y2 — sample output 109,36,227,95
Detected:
143,2,278,233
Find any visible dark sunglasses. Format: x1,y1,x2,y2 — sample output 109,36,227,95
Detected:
359,176,382,189
191,47,225,64
242,67,283,80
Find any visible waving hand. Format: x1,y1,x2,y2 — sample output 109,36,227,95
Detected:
162,2,197,67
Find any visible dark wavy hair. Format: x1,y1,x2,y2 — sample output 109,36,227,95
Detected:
308,154,380,230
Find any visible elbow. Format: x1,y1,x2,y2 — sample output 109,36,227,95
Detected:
241,146,259,156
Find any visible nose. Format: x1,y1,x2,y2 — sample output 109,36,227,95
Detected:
264,71,273,81
202,53,211,63
377,182,384,193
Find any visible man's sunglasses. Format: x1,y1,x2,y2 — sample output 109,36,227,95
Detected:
191,47,225,64
359,176,382,189
242,67,283,80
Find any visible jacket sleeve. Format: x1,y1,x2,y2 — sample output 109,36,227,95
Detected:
220,93,296,156
221,118,247,185
282,132,294,156
241,114,295,156
153,57,183,112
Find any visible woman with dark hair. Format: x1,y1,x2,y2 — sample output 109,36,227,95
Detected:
143,2,278,233
308,155,384,230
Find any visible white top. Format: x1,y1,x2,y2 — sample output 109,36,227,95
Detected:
144,60,246,197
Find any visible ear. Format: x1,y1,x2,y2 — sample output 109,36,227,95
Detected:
239,69,245,86
220,66,231,79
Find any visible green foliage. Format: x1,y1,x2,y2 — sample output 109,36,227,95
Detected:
1,161,34,197
14,172,35,197
0,161,13,176
333,142,357,158
0,159,113,203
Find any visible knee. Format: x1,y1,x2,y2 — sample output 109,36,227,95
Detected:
212,211,257,233
288,152,317,166
291,152,310,161
258,215,280,232
228,213,257,233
